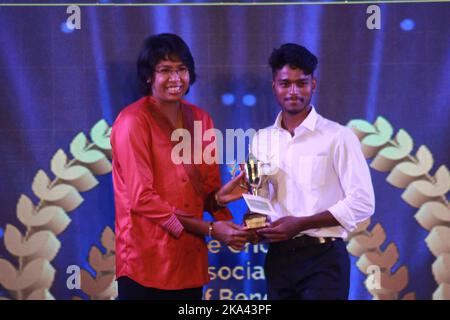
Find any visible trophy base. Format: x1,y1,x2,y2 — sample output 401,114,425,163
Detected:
244,213,268,229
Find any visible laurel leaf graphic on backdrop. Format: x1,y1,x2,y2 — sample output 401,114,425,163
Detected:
401,292,416,300
26,288,55,300
402,165,450,208
348,218,372,235
361,117,394,158
415,201,450,231
425,226,450,257
76,226,117,300
432,254,450,285
100,226,115,253
80,271,116,299
346,219,414,300
17,194,71,235
371,129,414,172
433,283,450,300
357,243,399,272
346,224,386,257
51,149,98,192
1,119,114,300
387,145,434,188
4,225,60,263
365,266,409,298
346,119,377,140
32,170,83,212
88,247,115,272
0,258,55,296
348,116,449,300
70,132,111,175
90,119,112,158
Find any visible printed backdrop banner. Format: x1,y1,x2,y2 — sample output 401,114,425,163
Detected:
0,1,449,300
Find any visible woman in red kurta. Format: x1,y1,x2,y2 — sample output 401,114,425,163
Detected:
111,33,248,300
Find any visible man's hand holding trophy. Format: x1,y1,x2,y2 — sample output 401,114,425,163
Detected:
227,152,278,231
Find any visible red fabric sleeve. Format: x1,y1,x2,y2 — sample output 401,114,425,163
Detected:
111,112,194,238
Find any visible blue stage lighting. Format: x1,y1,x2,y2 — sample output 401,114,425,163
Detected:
400,19,415,31
222,93,235,106
60,21,75,34
242,94,256,107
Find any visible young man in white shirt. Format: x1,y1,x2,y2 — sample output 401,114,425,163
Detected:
253,43,375,300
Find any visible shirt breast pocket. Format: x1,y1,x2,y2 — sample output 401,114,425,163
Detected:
295,155,328,189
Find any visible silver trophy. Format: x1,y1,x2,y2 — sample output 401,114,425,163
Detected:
242,153,270,229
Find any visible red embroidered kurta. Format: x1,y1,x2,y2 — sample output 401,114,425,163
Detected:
111,96,231,290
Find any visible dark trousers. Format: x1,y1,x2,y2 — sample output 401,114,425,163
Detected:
264,238,350,300
117,276,203,300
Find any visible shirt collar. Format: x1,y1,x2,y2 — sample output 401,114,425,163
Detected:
273,105,318,132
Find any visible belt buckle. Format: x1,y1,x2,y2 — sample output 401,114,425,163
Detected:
317,237,337,244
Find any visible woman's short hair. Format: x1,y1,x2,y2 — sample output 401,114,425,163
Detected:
137,33,197,94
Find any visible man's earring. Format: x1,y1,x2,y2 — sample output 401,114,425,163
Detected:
146,79,151,84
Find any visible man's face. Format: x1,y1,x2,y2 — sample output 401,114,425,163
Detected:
272,65,316,115
150,58,190,103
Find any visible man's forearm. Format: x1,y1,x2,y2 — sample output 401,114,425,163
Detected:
295,211,341,233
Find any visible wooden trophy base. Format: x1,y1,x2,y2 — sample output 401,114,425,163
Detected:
244,212,268,229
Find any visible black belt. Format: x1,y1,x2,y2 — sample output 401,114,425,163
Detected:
269,235,340,253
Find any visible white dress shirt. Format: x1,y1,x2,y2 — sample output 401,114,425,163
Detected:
251,106,375,239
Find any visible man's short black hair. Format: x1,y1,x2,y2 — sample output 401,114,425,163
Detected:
268,43,318,77
137,33,197,94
